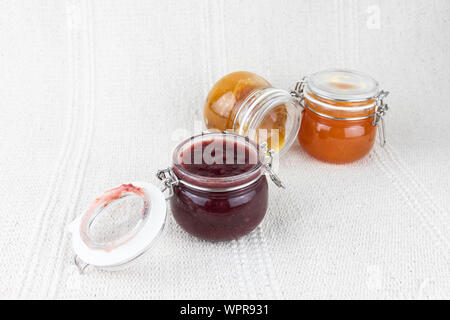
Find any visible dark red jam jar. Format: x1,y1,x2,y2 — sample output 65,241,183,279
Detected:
69,133,285,272
158,132,283,241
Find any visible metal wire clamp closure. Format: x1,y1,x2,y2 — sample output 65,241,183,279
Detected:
372,90,389,147
74,255,89,274
260,142,286,189
156,167,179,200
290,78,307,109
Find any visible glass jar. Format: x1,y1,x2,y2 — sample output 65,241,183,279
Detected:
293,69,389,163
161,132,283,241
69,132,284,272
204,71,302,154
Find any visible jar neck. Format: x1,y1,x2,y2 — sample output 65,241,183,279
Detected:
232,87,302,155
171,132,265,191
173,169,265,193
304,90,377,121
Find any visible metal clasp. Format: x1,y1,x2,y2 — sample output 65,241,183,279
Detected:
74,255,89,274
290,77,307,109
372,90,390,147
260,142,285,189
156,167,179,200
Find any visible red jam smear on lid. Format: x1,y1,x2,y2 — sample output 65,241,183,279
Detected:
80,184,150,250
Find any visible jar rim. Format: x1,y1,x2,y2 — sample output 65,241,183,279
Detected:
234,87,302,156
304,90,377,111
171,132,265,190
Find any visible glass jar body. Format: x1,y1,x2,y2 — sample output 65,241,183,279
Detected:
204,71,270,130
298,93,377,163
170,176,268,241
299,109,376,163
204,71,301,153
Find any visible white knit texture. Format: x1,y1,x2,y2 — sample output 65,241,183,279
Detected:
0,0,449,299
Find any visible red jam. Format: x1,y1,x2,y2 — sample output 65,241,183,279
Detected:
171,135,268,241
179,140,258,177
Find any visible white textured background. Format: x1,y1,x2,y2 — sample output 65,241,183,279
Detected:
0,0,449,299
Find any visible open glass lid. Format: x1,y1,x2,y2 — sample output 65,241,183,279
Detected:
69,181,167,273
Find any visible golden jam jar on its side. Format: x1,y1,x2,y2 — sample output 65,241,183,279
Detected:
204,71,302,154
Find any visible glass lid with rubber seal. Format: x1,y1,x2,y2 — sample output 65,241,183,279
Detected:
306,69,380,102
69,181,167,273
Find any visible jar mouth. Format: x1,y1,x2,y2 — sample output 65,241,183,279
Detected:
304,90,377,111
304,89,377,121
172,132,265,190
234,87,302,156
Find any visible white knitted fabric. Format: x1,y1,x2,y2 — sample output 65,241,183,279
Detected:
1,0,449,299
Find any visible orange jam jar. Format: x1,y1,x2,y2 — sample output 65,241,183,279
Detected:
294,69,389,163
204,71,302,154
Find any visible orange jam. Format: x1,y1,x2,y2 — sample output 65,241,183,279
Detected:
297,69,387,164
204,71,301,153
299,93,377,163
